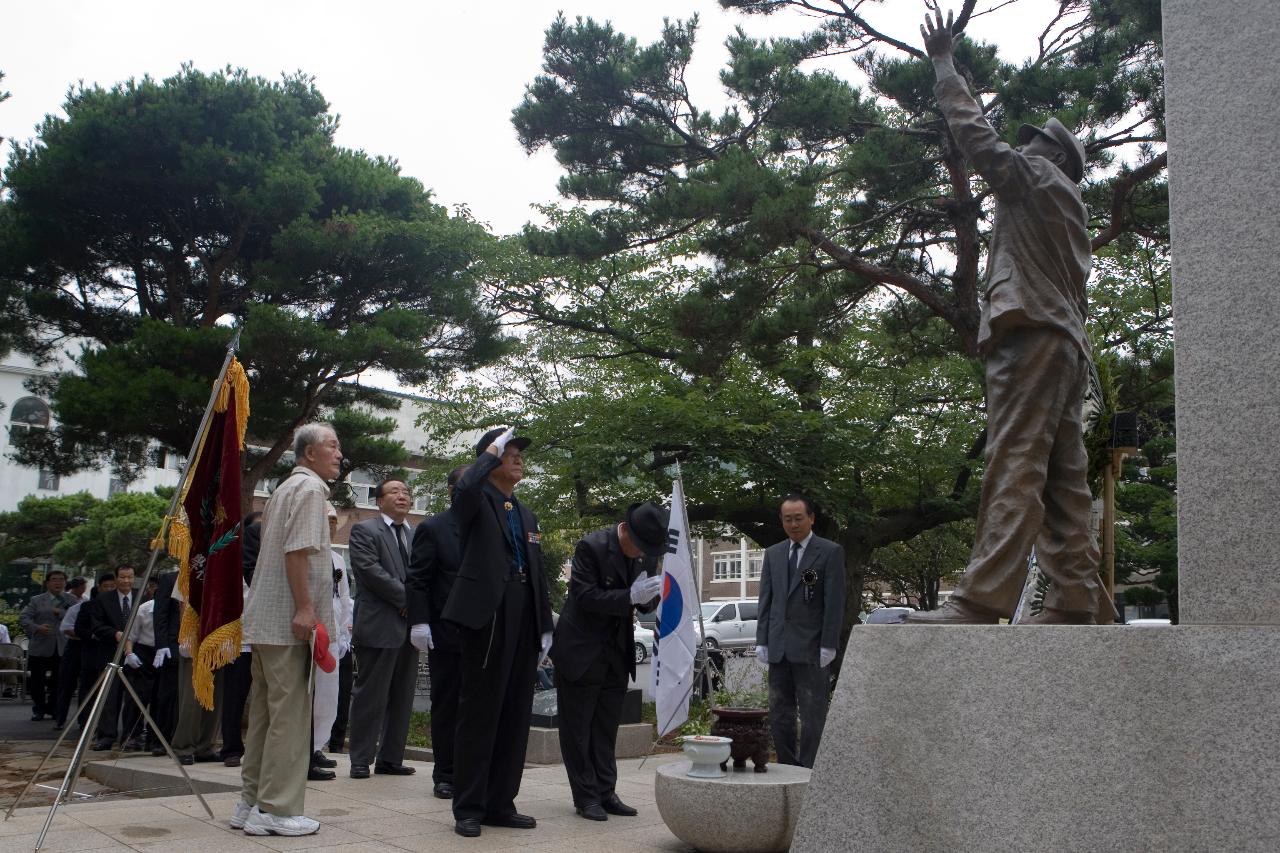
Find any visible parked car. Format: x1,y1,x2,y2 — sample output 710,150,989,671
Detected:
698,599,759,650
864,606,913,624
1127,618,1172,626
634,624,656,664
636,606,659,632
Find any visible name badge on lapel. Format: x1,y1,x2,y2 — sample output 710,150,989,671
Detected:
527,531,542,545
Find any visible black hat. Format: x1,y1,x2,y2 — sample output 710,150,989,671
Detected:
1016,117,1086,183
626,502,671,558
474,427,532,458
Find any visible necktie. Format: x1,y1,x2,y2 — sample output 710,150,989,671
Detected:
506,505,526,573
789,542,801,583
392,523,409,567
121,594,131,620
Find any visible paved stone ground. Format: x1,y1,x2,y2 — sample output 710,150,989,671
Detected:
2,752,696,852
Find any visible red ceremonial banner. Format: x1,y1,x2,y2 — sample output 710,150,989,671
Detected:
169,358,250,709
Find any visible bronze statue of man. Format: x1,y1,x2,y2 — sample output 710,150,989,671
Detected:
907,9,1101,625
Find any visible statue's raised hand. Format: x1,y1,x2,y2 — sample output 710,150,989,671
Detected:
921,8,957,60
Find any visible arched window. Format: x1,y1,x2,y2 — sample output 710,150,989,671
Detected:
9,397,51,432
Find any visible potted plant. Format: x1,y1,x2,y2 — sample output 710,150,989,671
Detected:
708,656,770,772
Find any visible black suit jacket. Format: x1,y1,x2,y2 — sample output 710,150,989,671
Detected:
441,452,554,634
550,527,654,683
151,572,181,656
88,588,132,665
407,508,461,630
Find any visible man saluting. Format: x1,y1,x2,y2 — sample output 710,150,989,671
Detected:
444,427,554,839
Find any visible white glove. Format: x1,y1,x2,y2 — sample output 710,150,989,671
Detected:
539,631,553,665
756,644,769,663
819,647,836,668
410,623,434,652
490,427,515,454
337,639,351,659
630,574,663,605
124,653,142,669
152,648,171,668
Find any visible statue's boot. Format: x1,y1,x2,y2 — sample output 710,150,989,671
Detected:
904,599,1000,625
1020,606,1096,625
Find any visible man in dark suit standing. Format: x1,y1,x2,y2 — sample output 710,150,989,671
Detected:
407,465,467,800
89,564,137,750
551,503,666,821
444,427,554,839
346,477,419,779
148,571,180,755
755,495,845,768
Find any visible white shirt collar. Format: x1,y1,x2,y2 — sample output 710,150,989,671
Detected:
381,513,408,528
790,531,815,552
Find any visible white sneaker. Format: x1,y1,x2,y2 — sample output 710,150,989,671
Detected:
229,800,253,830
242,806,320,836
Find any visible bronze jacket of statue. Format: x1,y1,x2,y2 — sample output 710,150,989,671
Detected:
934,70,1092,358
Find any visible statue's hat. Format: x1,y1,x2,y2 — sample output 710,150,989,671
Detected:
1017,117,1086,183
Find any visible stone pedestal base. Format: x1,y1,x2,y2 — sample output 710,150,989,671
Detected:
524,722,654,764
793,626,1280,852
656,760,809,853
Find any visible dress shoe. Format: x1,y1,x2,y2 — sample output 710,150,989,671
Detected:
433,782,454,799
454,818,482,837
482,812,536,829
350,764,370,779
576,802,608,821
1020,606,1096,625
30,713,46,722
307,765,336,781
121,739,145,752
602,794,638,816
905,599,999,625
193,751,220,763
312,750,337,768
52,721,64,731
374,762,415,776
178,754,194,765
151,745,166,757
91,738,114,751
224,754,242,767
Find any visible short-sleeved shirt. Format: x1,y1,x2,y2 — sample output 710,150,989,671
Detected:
128,600,156,647
243,466,336,646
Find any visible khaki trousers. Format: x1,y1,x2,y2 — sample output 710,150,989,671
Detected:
953,327,1101,617
241,643,311,817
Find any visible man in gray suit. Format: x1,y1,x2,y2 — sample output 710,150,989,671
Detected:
347,477,419,779
19,570,78,722
755,495,845,768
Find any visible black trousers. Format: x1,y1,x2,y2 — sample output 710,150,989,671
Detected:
767,660,831,768
427,622,462,785
119,643,157,744
27,653,60,716
452,580,538,822
54,641,81,726
327,650,354,751
219,650,253,758
77,651,106,729
151,656,178,745
555,645,628,807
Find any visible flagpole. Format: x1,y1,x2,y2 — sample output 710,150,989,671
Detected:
12,329,241,848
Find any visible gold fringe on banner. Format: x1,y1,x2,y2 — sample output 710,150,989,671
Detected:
214,358,251,449
191,618,242,709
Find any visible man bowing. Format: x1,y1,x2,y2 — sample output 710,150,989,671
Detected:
755,495,845,768
551,503,666,821
444,427,554,839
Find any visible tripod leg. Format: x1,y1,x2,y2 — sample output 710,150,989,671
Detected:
117,668,215,819
3,667,109,822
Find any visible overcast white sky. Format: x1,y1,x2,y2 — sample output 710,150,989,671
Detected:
5,0,1053,237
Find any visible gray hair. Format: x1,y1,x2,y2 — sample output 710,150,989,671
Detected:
293,422,336,460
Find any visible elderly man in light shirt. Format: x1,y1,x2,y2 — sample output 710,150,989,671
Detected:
230,422,341,838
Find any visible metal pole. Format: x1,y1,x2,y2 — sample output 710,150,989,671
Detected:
19,330,240,849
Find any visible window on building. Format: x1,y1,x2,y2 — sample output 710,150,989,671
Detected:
108,477,128,496
747,550,764,579
712,553,742,581
347,470,377,507
9,397,52,434
37,468,60,491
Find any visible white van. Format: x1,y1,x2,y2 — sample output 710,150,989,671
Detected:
698,599,760,650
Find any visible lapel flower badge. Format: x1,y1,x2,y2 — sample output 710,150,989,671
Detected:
504,501,514,511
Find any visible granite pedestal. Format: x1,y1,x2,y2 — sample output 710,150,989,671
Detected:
791,626,1280,851
656,760,809,853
